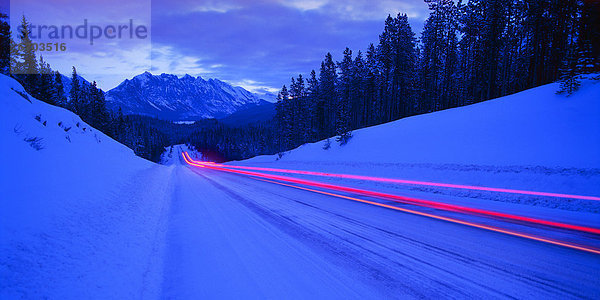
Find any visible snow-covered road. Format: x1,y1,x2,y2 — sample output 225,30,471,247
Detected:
162,163,376,298
158,148,600,298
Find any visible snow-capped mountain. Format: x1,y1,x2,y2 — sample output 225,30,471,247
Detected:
251,88,278,103
105,72,271,120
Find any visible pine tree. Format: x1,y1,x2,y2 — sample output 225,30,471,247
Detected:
16,15,39,95
87,81,110,129
281,85,293,149
557,48,581,95
520,0,578,87
290,74,310,143
376,15,397,122
352,50,367,127
365,43,381,124
553,0,599,95
420,0,459,111
53,71,67,107
275,85,293,151
36,56,54,104
0,13,10,75
391,14,418,117
93,83,110,131
69,66,81,114
497,0,527,97
79,80,92,121
457,0,482,104
9,35,18,75
556,0,580,96
318,53,337,137
479,0,507,100
576,0,600,74
336,47,352,144
115,107,127,140
306,70,319,140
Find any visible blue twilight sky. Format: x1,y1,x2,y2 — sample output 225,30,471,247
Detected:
2,0,430,92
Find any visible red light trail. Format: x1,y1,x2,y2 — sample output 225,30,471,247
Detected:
193,160,600,201
183,153,599,234
182,152,600,255
257,178,600,255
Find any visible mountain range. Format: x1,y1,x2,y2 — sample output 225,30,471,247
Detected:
61,72,275,121
105,72,274,120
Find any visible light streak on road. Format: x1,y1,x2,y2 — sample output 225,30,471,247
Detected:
183,153,600,235
194,160,600,201
182,152,600,255
257,178,600,255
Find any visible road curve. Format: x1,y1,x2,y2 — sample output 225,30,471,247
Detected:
164,148,600,298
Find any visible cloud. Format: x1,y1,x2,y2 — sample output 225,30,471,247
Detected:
150,45,215,76
192,2,241,13
277,0,426,21
230,79,279,94
279,0,328,11
151,0,423,91
12,0,429,92
44,43,152,90
8,0,153,89
324,0,427,21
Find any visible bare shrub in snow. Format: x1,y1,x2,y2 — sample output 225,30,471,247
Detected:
24,136,44,150
323,138,331,150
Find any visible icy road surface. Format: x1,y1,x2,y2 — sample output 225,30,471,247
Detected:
162,148,600,299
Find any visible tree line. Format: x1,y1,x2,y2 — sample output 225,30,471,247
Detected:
188,123,275,162
1,14,170,162
272,0,599,152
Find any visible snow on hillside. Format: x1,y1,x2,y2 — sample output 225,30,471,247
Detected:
250,77,600,168
0,75,171,298
239,77,600,209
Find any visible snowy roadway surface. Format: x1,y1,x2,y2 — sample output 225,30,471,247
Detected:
159,148,600,299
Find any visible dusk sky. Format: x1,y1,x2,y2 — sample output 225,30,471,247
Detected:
3,0,430,93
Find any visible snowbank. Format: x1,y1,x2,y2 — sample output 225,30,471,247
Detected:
0,75,171,298
248,78,600,168
238,78,600,209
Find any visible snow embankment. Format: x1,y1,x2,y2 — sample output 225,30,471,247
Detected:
240,78,600,207
251,78,600,168
0,75,171,298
